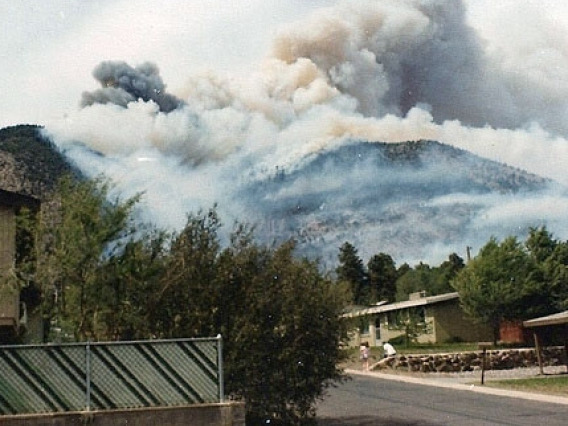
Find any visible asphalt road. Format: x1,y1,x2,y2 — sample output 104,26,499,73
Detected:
316,374,568,425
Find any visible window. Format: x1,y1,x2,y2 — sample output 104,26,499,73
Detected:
387,312,399,329
359,318,370,335
375,316,381,340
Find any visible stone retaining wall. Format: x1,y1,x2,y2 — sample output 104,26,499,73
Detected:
373,347,567,373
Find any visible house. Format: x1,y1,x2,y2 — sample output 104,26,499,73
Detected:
0,188,40,343
523,310,568,374
344,291,493,347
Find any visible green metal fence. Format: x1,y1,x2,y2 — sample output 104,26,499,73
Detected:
0,335,224,415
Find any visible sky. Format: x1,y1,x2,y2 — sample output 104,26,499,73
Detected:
3,0,568,264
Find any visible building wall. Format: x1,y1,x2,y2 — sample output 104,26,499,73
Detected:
378,314,405,344
0,205,19,330
432,301,493,343
500,320,531,344
377,309,434,345
0,205,15,271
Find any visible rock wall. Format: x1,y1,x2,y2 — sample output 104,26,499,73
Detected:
373,347,567,373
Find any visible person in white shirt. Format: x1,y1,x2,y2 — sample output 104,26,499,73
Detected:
383,341,396,358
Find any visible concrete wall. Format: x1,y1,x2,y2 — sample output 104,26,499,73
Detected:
0,402,245,426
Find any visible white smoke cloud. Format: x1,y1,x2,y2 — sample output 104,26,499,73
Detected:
35,0,568,264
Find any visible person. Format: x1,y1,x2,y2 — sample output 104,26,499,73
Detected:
360,341,370,370
383,341,396,358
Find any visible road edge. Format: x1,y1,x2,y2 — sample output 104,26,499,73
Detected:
345,369,568,406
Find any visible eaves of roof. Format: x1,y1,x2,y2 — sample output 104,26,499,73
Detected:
343,292,460,318
523,311,568,328
0,189,40,209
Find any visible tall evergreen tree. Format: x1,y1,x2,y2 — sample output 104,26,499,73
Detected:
336,242,368,305
526,226,557,263
367,253,397,303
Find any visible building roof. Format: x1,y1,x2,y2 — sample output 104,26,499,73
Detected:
0,189,40,210
343,292,460,318
523,311,568,328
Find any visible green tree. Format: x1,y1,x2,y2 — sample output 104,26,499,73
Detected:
544,241,568,310
17,176,142,341
525,226,568,312
17,181,350,423
152,208,222,339
150,214,349,424
96,228,168,340
451,236,539,343
395,262,433,301
526,226,557,263
437,253,465,286
225,240,348,424
394,254,464,302
336,242,368,305
367,253,397,303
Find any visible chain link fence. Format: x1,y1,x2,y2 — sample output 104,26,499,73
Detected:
0,336,224,415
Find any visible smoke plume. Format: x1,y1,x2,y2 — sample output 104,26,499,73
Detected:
81,61,184,113
43,0,568,265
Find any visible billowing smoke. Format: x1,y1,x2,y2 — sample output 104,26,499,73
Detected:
43,0,568,265
81,61,184,113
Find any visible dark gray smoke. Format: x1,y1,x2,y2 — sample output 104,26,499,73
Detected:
81,61,183,112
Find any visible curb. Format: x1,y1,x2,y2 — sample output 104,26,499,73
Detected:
345,369,568,406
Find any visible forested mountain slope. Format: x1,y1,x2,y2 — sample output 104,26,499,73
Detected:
1,125,557,264
0,125,76,199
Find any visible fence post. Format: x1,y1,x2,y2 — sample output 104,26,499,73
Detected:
217,334,225,403
478,342,492,385
85,340,91,411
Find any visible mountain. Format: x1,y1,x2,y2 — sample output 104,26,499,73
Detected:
0,125,558,265
238,140,553,264
0,125,77,199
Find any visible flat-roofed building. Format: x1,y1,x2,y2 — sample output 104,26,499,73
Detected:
344,291,493,347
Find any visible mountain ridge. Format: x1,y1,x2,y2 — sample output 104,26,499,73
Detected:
0,125,77,199
238,138,555,264
0,124,559,265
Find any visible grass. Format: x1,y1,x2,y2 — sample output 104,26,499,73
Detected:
394,342,480,354
343,342,488,360
483,375,568,397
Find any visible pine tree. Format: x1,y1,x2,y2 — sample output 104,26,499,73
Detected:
336,242,368,305
367,253,397,303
